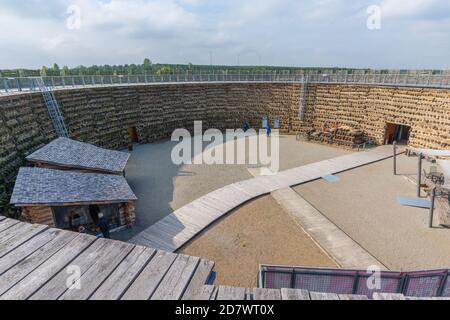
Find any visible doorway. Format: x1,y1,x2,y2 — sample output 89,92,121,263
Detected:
384,123,411,144
128,126,139,143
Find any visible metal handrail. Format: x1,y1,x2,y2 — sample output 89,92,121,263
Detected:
1,72,449,94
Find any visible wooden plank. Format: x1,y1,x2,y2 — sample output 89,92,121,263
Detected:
372,293,406,300
0,228,65,275
0,219,20,234
57,240,135,300
90,246,156,300
182,259,215,300
216,286,246,300
0,216,5,222
121,250,177,300
182,285,216,300
280,288,310,300
310,291,340,300
0,222,33,242
29,238,122,300
0,224,47,258
0,234,96,300
210,286,219,300
151,254,200,300
0,230,79,296
253,288,282,300
245,288,253,300
338,294,369,300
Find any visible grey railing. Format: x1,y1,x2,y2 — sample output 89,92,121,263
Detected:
1,72,449,94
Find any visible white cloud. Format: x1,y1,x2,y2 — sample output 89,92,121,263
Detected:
380,0,450,19
0,0,448,69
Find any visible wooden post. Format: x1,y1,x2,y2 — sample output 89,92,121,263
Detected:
417,153,423,197
393,141,397,175
429,188,436,228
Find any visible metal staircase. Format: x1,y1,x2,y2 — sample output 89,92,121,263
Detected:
34,77,69,137
299,75,308,121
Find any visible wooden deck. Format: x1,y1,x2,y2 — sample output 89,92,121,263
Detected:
131,145,401,252
0,216,447,300
0,217,214,300
185,285,450,300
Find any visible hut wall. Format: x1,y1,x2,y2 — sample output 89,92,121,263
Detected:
21,206,54,226
119,202,135,227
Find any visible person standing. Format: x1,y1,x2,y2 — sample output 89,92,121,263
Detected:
98,212,110,239
266,123,271,137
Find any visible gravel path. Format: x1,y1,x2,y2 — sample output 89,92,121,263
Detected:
294,154,450,270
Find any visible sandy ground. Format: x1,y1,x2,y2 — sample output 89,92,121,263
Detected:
180,195,337,287
114,135,350,241
294,154,450,271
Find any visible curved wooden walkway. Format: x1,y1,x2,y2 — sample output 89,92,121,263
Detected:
131,145,401,252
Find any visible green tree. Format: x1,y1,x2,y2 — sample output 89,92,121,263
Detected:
60,66,70,76
143,58,152,66
40,66,48,77
52,63,60,72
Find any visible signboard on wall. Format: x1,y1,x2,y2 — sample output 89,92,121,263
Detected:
262,116,268,128
273,116,280,129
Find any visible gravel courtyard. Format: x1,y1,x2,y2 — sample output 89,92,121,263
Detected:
114,135,350,241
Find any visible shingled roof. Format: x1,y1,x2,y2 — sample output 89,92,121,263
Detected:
26,138,130,174
11,167,137,206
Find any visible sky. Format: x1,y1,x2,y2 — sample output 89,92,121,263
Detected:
0,0,449,69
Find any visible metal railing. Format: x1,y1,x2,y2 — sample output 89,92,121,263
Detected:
259,265,450,298
1,72,450,94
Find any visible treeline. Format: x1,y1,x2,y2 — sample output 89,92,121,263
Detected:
0,58,353,77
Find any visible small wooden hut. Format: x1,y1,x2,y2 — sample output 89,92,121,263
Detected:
10,167,137,234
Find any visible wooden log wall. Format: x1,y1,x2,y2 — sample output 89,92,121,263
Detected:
21,206,54,226
0,83,449,216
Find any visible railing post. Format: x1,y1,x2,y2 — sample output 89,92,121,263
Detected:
71,76,75,87
393,141,397,175
3,78,9,92
428,187,436,228
16,78,22,92
417,153,423,197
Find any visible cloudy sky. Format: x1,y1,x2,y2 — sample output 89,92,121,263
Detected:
0,0,449,69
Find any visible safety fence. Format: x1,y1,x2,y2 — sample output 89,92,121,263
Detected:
258,265,450,298
1,72,450,94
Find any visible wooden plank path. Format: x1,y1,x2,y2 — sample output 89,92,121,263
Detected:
131,145,402,251
0,218,214,300
271,187,387,270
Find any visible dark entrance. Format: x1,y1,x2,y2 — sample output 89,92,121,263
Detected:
128,126,139,143
384,123,411,144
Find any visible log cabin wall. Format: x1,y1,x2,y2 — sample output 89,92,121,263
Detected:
0,83,449,216
21,206,54,226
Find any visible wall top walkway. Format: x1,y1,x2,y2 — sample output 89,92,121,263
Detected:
131,145,403,252
1,73,450,96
